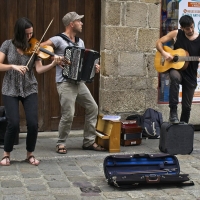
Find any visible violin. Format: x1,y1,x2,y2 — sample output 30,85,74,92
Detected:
24,38,55,59
25,38,70,65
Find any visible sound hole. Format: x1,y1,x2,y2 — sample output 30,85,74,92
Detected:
173,55,179,62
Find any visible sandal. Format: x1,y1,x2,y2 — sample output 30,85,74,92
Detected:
56,145,67,154
0,156,10,166
25,155,40,166
82,143,106,151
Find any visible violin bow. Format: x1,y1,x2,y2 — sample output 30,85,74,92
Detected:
26,18,54,67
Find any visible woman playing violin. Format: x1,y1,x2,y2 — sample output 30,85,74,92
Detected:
0,17,62,166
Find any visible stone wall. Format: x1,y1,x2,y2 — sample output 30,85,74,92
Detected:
100,0,200,125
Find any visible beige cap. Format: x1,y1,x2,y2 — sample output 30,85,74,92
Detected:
62,12,84,27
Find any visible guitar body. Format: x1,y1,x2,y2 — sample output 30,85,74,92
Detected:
154,46,189,73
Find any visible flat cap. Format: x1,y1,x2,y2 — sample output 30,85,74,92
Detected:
62,12,84,27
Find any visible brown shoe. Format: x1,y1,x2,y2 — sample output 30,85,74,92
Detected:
56,145,67,154
82,143,106,151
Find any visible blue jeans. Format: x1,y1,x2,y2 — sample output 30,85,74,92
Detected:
2,93,38,152
56,82,98,147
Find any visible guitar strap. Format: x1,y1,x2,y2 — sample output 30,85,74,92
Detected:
56,33,79,46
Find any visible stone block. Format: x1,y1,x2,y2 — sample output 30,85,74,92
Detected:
126,2,148,27
100,50,118,76
149,3,161,28
146,54,158,77
101,1,121,26
102,27,137,51
146,77,158,89
119,52,146,76
99,89,146,113
137,28,159,52
145,88,159,108
190,104,200,125
100,76,147,90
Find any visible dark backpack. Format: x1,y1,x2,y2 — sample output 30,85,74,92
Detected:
126,108,163,139
142,108,163,139
126,114,143,127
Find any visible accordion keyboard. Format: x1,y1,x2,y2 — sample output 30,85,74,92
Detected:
63,48,83,80
63,46,100,82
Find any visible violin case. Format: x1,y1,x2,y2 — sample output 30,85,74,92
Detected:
120,120,142,146
159,122,194,155
103,153,194,188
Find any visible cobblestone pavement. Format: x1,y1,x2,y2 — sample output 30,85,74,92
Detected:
0,131,200,200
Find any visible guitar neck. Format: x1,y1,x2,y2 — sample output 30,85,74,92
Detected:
178,56,200,62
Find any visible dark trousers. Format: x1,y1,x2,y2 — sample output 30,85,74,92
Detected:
169,69,196,123
2,93,38,152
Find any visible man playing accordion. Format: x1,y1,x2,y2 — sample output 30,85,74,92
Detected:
41,12,105,154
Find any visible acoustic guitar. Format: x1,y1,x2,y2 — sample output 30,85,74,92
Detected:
154,46,200,73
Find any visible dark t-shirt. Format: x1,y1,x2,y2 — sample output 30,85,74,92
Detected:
174,29,200,87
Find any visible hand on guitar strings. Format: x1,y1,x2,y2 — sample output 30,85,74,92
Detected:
162,51,173,62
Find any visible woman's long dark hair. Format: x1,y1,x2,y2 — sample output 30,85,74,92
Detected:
12,17,33,51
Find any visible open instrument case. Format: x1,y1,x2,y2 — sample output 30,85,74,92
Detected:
103,153,194,188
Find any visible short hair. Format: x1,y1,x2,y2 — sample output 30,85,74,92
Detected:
179,15,194,28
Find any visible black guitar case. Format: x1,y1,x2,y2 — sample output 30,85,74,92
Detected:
159,122,194,155
103,153,194,188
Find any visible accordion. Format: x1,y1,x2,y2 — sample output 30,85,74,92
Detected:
62,46,100,83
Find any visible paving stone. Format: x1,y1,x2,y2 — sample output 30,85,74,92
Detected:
103,192,129,199
187,190,200,198
80,186,101,193
54,195,80,200
21,172,41,178
2,195,27,200
1,188,26,195
43,175,67,181
85,171,104,177
81,196,105,200
67,176,89,182
1,180,23,188
29,196,56,200
64,171,84,176
59,164,81,171
81,165,101,172
23,178,44,185
99,185,115,192
26,184,47,191
172,195,198,200
50,188,81,195
40,169,61,175
0,171,18,176
161,188,188,196
73,181,93,187
47,181,70,188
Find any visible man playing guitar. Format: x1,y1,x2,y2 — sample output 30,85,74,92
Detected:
156,15,200,124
